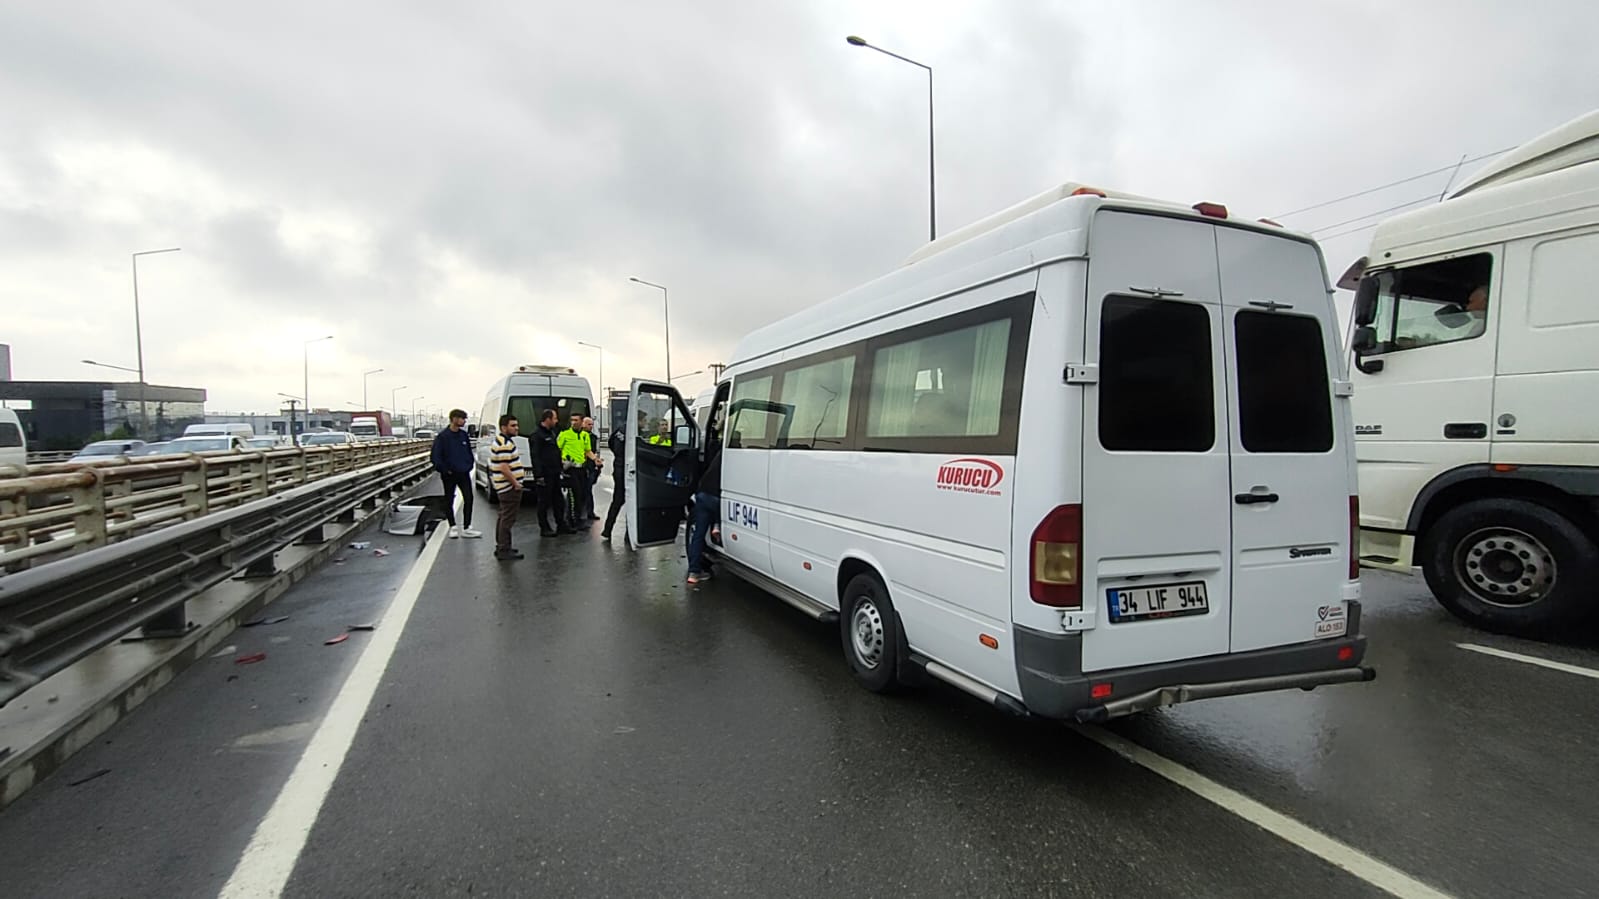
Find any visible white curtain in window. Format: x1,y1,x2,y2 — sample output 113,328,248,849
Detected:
869,342,922,437
965,320,1010,435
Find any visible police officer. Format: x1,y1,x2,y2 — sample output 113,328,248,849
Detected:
600,412,635,541
532,409,569,536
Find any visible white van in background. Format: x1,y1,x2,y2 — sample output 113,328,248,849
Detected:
474,365,595,500
183,422,255,440
0,408,27,474
1345,109,1599,637
627,182,1371,722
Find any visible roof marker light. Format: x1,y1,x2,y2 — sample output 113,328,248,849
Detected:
1192,202,1229,219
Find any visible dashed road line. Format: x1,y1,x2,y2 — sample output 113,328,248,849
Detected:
1457,643,1599,680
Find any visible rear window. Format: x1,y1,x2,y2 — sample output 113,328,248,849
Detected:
1098,296,1215,452
0,422,20,448
507,395,590,433
1234,312,1334,453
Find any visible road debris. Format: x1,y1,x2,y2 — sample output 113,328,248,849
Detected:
240,615,290,628
348,623,378,631
324,633,350,646
373,547,391,557
68,768,112,787
210,644,238,659
350,541,372,550
235,652,267,665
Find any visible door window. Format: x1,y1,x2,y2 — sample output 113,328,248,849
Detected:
1234,312,1334,453
1098,296,1215,452
1371,253,1493,351
727,375,776,448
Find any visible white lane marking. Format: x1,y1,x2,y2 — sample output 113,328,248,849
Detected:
218,510,453,898
1069,725,1452,899
1457,642,1599,680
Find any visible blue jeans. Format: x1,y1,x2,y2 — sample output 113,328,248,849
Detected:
687,492,719,575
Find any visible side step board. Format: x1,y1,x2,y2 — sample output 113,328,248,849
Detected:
711,551,839,626
912,653,1029,717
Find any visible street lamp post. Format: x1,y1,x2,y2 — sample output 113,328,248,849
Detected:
362,368,384,410
846,35,936,241
669,369,705,383
131,247,181,437
628,277,671,381
577,340,604,396
303,335,334,430
391,386,407,426
411,396,425,435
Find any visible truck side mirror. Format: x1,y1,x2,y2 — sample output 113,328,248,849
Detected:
1351,326,1384,374
1352,277,1380,326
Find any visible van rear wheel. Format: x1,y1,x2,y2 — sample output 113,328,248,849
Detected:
841,573,901,693
1422,498,1599,637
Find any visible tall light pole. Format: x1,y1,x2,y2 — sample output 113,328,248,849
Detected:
362,367,384,409
411,395,425,434
131,247,181,437
303,334,334,429
391,385,407,424
669,369,705,383
628,277,671,381
847,35,936,241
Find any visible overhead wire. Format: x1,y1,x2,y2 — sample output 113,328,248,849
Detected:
1272,147,1513,220
1310,194,1440,236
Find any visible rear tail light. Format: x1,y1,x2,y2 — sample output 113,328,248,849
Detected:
1090,682,1113,699
1348,495,1359,580
1030,504,1082,608
1192,202,1229,219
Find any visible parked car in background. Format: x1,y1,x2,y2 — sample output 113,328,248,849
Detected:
154,435,248,454
413,428,435,441
299,432,358,447
69,439,147,462
133,442,171,457
244,436,285,451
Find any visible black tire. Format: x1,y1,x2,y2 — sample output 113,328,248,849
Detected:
840,573,902,693
1421,498,1599,637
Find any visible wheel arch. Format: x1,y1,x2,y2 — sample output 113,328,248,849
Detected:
1408,465,1599,551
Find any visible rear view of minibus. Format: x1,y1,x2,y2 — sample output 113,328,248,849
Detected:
1016,201,1372,722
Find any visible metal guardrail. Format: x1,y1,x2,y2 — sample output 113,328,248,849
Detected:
0,441,430,571
0,451,433,706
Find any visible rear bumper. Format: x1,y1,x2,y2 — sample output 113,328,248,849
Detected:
1015,601,1371,721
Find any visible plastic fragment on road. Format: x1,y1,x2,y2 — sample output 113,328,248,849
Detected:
68,768,111,787
324,633,349,646
270,636,291,645
347,623,377,631
235,652,267,665
373,547,391,557
241,615,290,628
211,644,238,659
613,726,636,734
333,557,347,564
350,541,372,550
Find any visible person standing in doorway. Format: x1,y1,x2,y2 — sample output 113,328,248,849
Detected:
601,413,629,541
686,435,722,585
532,409,569,537
489,414,525,560
430,409,481,539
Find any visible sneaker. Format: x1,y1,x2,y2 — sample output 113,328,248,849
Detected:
494,549,525,560
460,527,483,538
600,530,612,541
448,525,461,539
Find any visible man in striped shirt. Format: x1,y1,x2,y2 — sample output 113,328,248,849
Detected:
489,414,525,561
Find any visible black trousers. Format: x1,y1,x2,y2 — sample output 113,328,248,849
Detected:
534,473,565,533
567,471,593,528
440,471,473,527
602,476,625,535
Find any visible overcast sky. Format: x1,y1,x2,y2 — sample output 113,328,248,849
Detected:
3,0,1595,420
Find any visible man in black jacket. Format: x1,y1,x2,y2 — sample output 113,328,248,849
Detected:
430,409,481,539
600,416,629,541
531,409,570,537
686,438,721,584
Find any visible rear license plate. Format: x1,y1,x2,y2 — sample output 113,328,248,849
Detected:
1107,581,1209,623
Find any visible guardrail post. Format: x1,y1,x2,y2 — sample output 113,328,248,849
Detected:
72,472,109,553
255,453,271,501
296,523,326,545
181,459,210,520
0,493,29,573
238,552,278,579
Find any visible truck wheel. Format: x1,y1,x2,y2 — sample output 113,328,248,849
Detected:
1422,498,1599,637
841,573,901,693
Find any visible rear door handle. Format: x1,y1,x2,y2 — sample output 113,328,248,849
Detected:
1235,492,1280,505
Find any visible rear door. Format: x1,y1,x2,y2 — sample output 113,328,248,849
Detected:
1216,227,1353,651
625,379,699,549
1080,212,1234,672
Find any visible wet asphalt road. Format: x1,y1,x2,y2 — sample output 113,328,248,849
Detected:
2,481,1598,898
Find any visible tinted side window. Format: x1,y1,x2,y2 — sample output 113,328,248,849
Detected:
1235,312,1333,453
0,422,21,448
867,318,1011,439
778,356,855,449
728,375,775,449
1372,252,1493,351
1099,297,1214,452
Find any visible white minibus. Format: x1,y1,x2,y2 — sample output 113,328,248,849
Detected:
474,365,594,500
626,183,1372,722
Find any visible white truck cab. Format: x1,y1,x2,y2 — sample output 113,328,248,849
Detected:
1346,109,1599,636
627,182,1371,722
